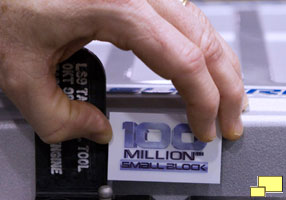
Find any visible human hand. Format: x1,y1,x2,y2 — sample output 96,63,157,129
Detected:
0,0,247,144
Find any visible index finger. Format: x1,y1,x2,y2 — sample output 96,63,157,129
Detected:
145,0,245,140
114,2,220,141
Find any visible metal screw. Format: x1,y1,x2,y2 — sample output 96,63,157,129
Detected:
98,185,113,200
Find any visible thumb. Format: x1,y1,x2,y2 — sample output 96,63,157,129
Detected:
37,90,112,144
1,51,112,144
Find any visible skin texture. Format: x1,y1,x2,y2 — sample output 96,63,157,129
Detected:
0,0,247,144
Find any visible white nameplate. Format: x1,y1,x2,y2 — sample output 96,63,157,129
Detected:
108,112,222,184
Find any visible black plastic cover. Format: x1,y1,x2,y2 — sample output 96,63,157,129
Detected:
36,195,155,200
35,48,107,199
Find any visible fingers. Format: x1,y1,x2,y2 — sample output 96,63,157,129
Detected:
215,32,249,111
0,0,245,145
111,2,220,142
147,0,245,140
172,67,220,142
2,59,112,144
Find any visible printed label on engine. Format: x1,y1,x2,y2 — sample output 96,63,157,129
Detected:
108,112,222,184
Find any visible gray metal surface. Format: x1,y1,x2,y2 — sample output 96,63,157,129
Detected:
1,1,286,200
1,96,286,200
0,118,35,200
114,126,286,199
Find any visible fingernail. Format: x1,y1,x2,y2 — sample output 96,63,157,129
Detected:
231,117,244,139
92,128,113,144
198,124,217,142
206,135,216,142
197,136,215,143
242,94,249,112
